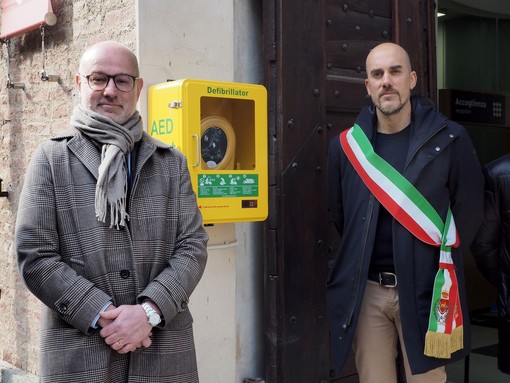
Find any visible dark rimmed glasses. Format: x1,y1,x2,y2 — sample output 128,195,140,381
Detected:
79,72,140,92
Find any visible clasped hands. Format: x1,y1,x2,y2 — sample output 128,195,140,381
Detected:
98,304,153,354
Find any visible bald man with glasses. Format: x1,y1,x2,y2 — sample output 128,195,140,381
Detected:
16,40,208,383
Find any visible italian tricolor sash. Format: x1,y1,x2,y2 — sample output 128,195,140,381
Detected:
340,124,463,359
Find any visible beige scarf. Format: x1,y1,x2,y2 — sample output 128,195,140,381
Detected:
70,104,143,229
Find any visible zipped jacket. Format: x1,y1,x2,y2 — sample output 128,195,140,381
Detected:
327,95,484,374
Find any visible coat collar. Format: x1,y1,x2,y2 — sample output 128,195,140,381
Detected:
53,127,172,180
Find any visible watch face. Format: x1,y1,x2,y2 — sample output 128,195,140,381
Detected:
142,303,161,326
149,312,161,326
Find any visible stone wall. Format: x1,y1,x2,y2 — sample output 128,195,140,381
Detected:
0,0,136,378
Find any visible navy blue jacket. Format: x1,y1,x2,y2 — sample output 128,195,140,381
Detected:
327,95,484,374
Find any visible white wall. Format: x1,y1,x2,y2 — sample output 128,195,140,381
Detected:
136,1,264,382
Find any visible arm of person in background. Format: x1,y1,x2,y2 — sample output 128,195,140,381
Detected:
471,166,503,287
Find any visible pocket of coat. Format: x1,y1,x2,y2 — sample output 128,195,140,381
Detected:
68,254,105,276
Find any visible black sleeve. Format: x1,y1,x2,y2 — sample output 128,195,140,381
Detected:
327,136,344,236
471,166,502,287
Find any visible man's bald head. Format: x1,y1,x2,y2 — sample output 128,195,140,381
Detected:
79,41,140,77
366,42,413,74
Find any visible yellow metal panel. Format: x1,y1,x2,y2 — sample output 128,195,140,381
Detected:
148,79,268,224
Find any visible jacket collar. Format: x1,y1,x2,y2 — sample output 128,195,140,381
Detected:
355,95,448,145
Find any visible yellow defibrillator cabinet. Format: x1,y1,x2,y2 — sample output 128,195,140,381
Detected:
148,79,268,224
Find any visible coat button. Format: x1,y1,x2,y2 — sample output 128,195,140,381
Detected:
59,304,68,313
181,302,188,310
120,270,130,279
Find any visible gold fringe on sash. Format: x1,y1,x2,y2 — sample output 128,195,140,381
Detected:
424,332,451,359
424,325,464,359
451,325,464,353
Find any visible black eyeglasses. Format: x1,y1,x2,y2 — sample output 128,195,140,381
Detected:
79,72,139,92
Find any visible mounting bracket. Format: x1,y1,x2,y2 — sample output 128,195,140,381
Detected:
0,178,9,198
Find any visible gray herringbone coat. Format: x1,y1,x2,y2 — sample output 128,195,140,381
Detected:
16,128,208,383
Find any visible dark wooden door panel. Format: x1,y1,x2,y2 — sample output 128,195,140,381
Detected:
325,3,392,42
326,40,385,75
280,131,330,381
324,78,368,114
326,0,392,17
325,113,360,137
263,1,437,382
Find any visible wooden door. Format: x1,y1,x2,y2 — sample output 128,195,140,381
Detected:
262,1,437,382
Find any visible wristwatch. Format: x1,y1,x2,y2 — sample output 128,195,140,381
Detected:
141,302,162,327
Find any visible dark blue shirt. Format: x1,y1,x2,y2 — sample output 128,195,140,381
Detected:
370,126,409,273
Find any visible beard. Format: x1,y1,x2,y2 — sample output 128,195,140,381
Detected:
375,91,405,116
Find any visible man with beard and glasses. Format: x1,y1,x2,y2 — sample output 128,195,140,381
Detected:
15,41,208,382
326,42,484,382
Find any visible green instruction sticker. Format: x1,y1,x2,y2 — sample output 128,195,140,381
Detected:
198,174,259,198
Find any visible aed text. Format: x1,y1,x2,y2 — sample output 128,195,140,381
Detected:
151,118,174,135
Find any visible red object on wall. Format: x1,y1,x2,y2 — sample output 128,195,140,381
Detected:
1,0,56,39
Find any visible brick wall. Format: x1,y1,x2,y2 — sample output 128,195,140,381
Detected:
0,0,136,376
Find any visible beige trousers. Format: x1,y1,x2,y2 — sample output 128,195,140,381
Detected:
352,280,447,383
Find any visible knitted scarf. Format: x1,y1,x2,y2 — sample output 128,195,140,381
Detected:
70,104,143,229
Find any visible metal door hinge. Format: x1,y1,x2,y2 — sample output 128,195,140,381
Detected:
168,101,182,109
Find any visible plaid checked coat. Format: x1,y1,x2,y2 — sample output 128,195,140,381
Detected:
16,128,208,383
